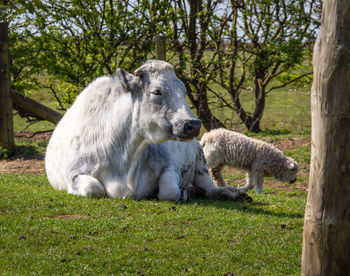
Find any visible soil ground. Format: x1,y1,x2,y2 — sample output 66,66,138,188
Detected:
0,131,52,175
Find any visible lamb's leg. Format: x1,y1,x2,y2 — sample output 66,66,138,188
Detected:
239,171,264,194
254,174,264,194
158,168,187,201
209,165,227,187
69,175,106,198
192,148,252,202
239,171,255,192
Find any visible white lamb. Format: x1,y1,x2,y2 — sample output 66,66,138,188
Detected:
200,128,299,194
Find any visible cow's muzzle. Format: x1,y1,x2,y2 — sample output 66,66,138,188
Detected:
174,119,201,140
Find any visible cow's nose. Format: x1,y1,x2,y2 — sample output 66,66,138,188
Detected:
290,178,296,184
183,120,201,138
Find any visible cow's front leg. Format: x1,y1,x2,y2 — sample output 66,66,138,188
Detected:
68,175,106,198
193,168,252,202
158,168,186,201
208,186,251,202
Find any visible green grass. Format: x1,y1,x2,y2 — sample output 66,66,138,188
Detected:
2,122,311,275
13,88,57,133
3,61,312,274
13,114,55,133
12,139,49,156
208,87,311,135
0,174,306,275
285,146,311,165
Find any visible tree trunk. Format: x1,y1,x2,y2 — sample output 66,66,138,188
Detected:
198,80,225,130
301,1,350,275
155,35,166,61
244,116,261,133
248,87,265,133
197,103,226,131
239,93,264,133
0,22,13,151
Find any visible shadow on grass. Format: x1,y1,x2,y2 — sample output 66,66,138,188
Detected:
10,144,44,159
179,198,304,219
0,144,41,160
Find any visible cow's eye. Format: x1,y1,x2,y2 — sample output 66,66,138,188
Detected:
151,90,162,96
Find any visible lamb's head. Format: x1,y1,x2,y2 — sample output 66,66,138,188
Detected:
116,60,201,144
277,158,299,184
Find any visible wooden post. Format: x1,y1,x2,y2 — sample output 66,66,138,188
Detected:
155,35,166,60
301,0,350,275
0,22,13,151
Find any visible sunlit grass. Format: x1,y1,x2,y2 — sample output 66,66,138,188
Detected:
0,174,305,275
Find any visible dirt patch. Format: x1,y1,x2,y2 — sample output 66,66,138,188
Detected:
0,156,45,175
223,136,311,193
224,165,309,194
259,136,310,151
41,214,90,220
14,130,53,141
54,214,90,220
0,131,49,175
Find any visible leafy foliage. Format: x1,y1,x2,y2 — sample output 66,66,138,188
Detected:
0,146,9,159
7,0,163,108
6,0,320,130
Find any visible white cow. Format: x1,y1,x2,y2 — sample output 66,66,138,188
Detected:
45,60,251,202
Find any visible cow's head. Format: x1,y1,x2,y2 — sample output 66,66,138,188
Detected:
116,60,201,144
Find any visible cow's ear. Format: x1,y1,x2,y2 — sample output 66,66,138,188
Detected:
116,68,134,91
133,67,144,78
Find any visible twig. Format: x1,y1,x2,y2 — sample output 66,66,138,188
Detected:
15,129,54,139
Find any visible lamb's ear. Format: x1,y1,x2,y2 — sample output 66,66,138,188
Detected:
287,162,295,170
116,68,134,91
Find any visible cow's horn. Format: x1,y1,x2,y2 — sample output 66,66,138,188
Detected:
134,68,144,77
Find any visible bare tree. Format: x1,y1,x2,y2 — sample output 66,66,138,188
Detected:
301,0,350,274
169,0,318,132
170,0,226,130
7,0,319,131
213,0,318,132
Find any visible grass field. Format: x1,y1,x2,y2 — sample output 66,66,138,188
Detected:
1,72,312,274
0,173,307,275
0,133,311,275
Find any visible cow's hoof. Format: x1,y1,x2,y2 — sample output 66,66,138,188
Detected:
238,191,253,203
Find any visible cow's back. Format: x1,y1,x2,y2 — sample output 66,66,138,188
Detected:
45,105,81,191
45,76,125,191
